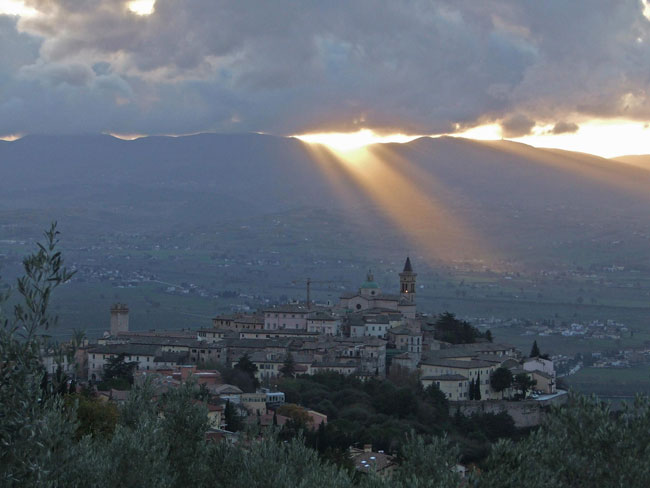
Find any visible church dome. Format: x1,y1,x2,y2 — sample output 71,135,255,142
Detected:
360,270,379,289
361,280,379,289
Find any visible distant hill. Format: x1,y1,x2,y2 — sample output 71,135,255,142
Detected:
1,133,649,268
612,154,650,170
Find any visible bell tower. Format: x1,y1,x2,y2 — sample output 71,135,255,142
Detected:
399,257,416,303
110,303,129,336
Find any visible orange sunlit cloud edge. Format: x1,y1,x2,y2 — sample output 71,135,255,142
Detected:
0,0,156,16
294,119,650,159
4,119,650,159
0,0,38,17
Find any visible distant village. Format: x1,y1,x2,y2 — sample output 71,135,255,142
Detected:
43,257,566,464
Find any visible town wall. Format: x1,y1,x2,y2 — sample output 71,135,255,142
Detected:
451,393,568,428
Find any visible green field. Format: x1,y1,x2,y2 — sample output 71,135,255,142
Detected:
566,366,650,397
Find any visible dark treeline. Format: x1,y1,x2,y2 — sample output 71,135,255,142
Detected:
276,371,517,464
432,312,492,344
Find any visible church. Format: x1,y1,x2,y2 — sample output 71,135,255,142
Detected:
339,257,417,318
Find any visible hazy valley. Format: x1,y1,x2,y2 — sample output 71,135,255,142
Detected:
1,133,650,396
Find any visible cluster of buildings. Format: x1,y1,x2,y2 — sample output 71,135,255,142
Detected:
51,258,558,407
419,347,556,401
519,318,628,340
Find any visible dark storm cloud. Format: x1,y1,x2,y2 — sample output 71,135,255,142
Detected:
551,121,580,134
2,0,650,135
501,113,536,138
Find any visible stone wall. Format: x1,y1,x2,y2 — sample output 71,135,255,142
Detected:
451,391,568,428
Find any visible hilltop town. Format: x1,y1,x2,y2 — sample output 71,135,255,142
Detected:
43,257,566,458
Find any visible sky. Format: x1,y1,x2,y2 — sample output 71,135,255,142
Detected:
2,0,650,157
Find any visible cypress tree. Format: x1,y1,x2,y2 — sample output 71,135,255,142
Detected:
280,353,296,378
530,340,541,357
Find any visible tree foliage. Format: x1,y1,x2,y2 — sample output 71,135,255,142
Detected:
514,373,537,398
224,400,243,432
433,312,490,344
530,340,541,358
490,368,513,397
0,223,78,487
102,353,138,385
234,353,260,390
477,395,650,488
215,363,257,393
280,352,296,378
66,393,118,440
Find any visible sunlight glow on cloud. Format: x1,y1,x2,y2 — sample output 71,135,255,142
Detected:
643,0,650,21
449,119,650,158
514,120,650,158
296,118,650,159
107,132,148,140
0,133,24,141
0,0,38,17
128,0,155,16
294,129,422,152
450,124,503,141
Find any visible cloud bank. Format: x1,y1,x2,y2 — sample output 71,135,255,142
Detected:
2,0,650,136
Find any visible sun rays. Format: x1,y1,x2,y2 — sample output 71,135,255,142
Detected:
300,139,497,266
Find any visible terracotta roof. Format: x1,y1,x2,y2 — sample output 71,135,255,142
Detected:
263,304,311,314
213,384,243,395
307,311,338,321
422,374,468,381
420,358,495,369
89,343,160,356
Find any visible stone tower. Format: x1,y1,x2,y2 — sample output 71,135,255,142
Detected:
110,303,129,336
399,257,417,303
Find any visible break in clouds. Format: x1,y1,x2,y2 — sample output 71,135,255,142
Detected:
2,0,650,136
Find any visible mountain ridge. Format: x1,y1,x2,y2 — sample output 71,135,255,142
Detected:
1,132,649,267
